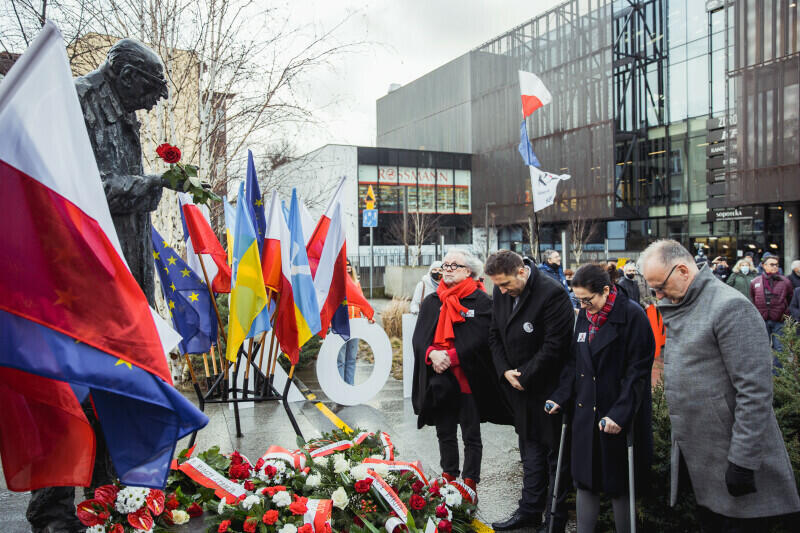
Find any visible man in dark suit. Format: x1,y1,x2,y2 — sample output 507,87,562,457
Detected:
486,250,575,532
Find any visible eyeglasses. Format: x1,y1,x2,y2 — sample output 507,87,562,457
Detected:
764,262,779,268
649,263,679,295
441,262,466,271
125,64,167,87
577,294,596,306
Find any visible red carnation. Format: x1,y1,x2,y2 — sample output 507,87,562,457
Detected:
156,143,182,164
243,516,258,533
409,494,426,510
428,483,441,497
411,480,424,494
109,525,124,533
244,480,255,491
289,494,309,515
146,489,166,515
218,519,231,532
187,502,203,517
76,499,109,526
354,479,373,493
229,462,251,480
264,464,277,478
438,519,452,532
262,485,287,496
298,525,314,533
255,458,265,471
436,503,448,518
93,484,119,506
262,509,279,524
166,494,180,511
127,508,154,531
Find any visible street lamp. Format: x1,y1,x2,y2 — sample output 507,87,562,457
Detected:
484,201,497,259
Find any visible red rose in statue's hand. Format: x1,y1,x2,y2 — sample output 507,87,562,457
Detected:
411,480,424,494
93,484,119,505
243,516,259,533
354,479,373,493
244,480,255,491
262,509,279,524
76,499,109,526
409,494,426,510
109,524,124,533
436,503,448,518
146,489,165,515
187,502,203,517
156,143,181,164
437,520,452,532
298,525,314,533
127,508,154,530
218,519,231,532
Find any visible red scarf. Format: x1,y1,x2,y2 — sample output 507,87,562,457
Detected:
433,277,479,345
586,285,617,343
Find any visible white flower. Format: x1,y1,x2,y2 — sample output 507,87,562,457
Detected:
278,525,298,533
306,473,322,488
241,494,261,510
349,463,370,481
331,486,349,510
445,491,462,507
114,487,150,514
372,463,389,477
272,490,292,507
217,499,227,515
333,456,350,474
170,510,190,525
86,526,105,533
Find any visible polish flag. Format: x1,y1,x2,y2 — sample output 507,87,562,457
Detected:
261,190,282,293
181,197,231,293
307,177,346,277
312,202,349,338
519,70,552,118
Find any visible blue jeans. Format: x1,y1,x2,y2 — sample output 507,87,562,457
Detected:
337,338,358,385
766,320,784,353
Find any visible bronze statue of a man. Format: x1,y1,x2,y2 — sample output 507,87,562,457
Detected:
26,38,198,533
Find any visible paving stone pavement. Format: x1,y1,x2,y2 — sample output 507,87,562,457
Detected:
0,356,576,532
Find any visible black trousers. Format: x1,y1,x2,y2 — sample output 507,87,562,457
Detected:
434,393,482,482
518,432,571,525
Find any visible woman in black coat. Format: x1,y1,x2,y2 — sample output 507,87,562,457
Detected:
547,264,654,533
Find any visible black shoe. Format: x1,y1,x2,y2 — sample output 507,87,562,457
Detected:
492,509,542,530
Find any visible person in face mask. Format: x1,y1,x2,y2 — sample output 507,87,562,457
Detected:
411,261,443,314
616,260,642,307
726,259,757,301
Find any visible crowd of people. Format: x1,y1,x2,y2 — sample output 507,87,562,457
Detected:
409,241,800,533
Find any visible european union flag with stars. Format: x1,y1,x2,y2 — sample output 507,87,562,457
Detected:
152,227,217,354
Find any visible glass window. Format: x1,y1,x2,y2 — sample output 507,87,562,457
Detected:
711,49,726,115
454,170,471,214
686,55,709,117
668,0,687,48
710,8,725,34
378,166,398,184
686,37,707,59
688,135,707,201
669,61,688,122
417,168,436,213
378,184,400,212
685,2,707,43
436,169,454,213
358,164,377,183
670,44,687,63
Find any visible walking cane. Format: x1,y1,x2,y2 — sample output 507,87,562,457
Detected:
546,403,568,533
600,418,636,532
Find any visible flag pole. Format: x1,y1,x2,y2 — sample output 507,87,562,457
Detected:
256,289,274,371
197,255,227,344
201,352,210,378
244,337,255,382
210,344,219,375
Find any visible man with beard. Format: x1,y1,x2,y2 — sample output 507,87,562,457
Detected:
412,249,509,493
486,250,574,532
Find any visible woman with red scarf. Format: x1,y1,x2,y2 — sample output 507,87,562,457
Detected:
411,250,509,493
546,264,654,533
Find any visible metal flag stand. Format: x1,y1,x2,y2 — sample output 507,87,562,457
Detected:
183,261,304,447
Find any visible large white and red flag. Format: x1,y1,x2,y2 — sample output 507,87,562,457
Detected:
519,70,552,118
180,195,231,293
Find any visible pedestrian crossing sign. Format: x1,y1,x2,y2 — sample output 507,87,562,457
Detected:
363,209,378,227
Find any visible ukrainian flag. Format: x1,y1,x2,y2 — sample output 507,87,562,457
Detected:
226,182,267,362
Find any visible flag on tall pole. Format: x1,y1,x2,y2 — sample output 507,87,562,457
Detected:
245,150,267,246
518,119,541,168
152,227,217,354
275,190,322,363
518,70,552,118
529,166,571,212
311,202,350,338
178,192,216,279
227,181,268,361
0,22,207,490
181,196,231,293
307,176,346,276
262,190,283,293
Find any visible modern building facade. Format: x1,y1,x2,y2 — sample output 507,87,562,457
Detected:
376,0,800,268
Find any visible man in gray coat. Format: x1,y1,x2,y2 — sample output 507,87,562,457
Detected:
641,239,800,530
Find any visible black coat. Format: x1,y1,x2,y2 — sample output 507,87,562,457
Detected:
411,288,511,429
550,291,655,496
617,277,641,307
488,262,575,448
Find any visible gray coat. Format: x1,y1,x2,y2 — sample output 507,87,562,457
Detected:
659,265,800,518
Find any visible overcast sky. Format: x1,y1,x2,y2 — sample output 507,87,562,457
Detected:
286,0,564,155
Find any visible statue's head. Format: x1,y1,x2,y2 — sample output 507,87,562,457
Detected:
105,38,168,113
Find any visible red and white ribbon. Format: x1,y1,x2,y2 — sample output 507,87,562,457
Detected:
448,480,477,505
170,444,196,470
309,440,353,458
363,458,428,486
424,518,438,533
352,431,374,445
379,432,395,460
385,517,406,532
367,469,408,522
303,498,332,531
261,445,306,469
178,457,246,504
